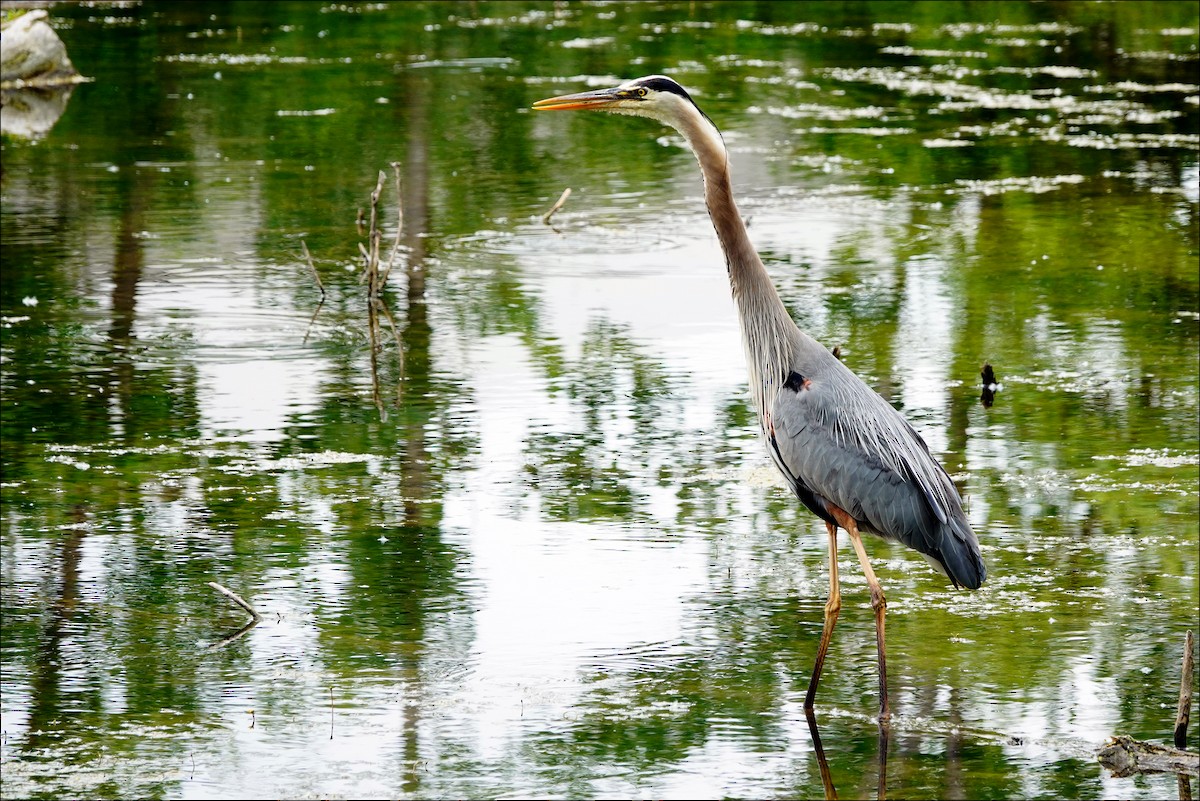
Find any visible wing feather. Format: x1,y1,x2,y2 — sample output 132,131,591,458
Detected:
768,367,965,562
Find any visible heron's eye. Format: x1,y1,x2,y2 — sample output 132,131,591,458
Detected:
636,87,648,98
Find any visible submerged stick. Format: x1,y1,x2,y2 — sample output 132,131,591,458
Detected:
207,581,261,621
1179,630,1196,749
542,187,571,225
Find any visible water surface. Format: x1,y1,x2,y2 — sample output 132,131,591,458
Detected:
2,2,1197,799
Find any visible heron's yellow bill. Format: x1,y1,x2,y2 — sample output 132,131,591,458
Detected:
532,87,622,111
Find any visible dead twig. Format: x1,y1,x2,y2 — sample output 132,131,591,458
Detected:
542,187,571,225
207,581,261,621
365,169,387,297
378,161,404,289
359,166,405,421
300,240,326,345
357,241,371,283
1181,631,1197,800
1178,630,1195,750
300,240,325,300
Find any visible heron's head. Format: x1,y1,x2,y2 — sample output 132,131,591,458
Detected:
533,75,710,129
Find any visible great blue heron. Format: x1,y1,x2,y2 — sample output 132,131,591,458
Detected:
533,75,986,719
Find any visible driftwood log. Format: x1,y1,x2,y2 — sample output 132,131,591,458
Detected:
1097,631,1199,782
1097,736,1199,778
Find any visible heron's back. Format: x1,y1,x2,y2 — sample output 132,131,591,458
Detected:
765,341,986,590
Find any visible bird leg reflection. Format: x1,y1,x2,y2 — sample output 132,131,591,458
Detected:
804,708,890,801
876,714,891,800
804,709,838,801
805,521,842,712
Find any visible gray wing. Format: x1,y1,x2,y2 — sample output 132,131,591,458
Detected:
767,367,985,589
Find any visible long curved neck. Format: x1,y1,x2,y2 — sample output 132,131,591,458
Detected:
672,109,800,427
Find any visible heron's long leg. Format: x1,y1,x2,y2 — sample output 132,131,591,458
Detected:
804,521,841,711
841,516,891,721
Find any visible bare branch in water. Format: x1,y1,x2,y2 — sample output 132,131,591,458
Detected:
300,240,326,344
300,240,325,299
1177,630,1195,749
379,161,405,289
361,167,405,421
542,187,571,225
207,581,261,621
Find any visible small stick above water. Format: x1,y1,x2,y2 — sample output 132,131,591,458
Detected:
542,187,571,225
379,161,404,289
300,239,325,299
1178,630,1195,750
207,581,261,621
